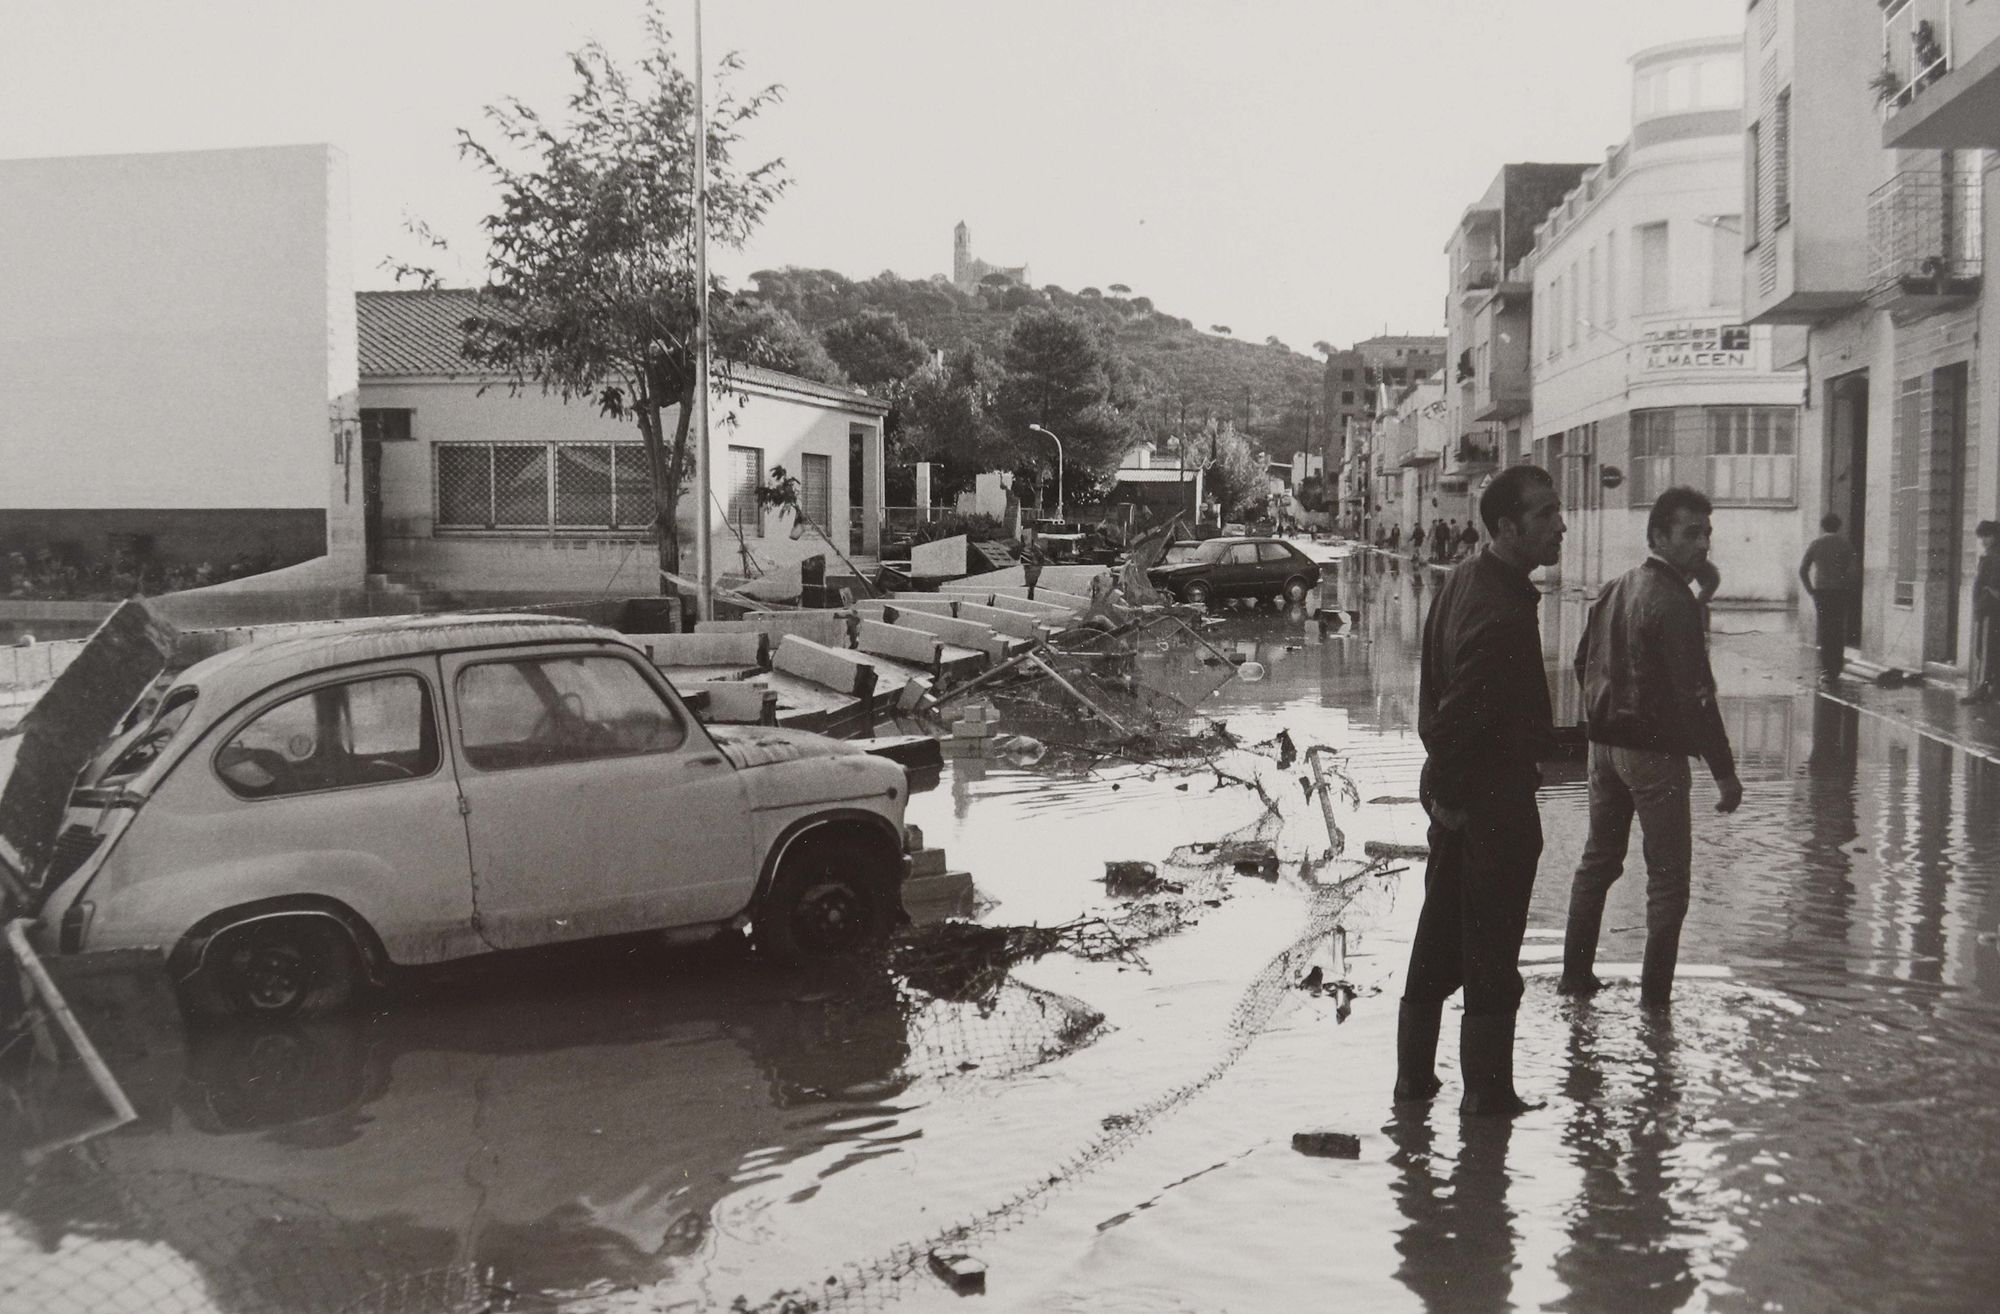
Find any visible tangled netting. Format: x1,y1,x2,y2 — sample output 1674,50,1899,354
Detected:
0,1162,522,1314
730,856,1397,1314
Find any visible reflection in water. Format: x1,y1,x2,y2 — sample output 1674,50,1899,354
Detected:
0,948,1115,1312
1553,1010,1695,1314
1388,1108,1519,1314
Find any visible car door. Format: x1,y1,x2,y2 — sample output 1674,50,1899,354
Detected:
1218,542,1262,597
186,664,480,964
440,646,756,949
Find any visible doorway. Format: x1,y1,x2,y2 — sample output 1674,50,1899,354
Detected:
1924,362,1969,665
1825,371,1869,648
363,440,385,575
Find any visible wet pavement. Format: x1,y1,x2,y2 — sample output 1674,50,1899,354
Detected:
5,545,2000,1313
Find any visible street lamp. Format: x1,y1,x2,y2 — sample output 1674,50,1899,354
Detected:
1027,423,1065,521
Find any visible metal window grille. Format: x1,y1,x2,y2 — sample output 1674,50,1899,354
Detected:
728,445,763,539
1867,165,1983,291
492,446,550,528
436,442,653,532
800,453,831,529
436,444,494,528
555,444,614,527
613,445,655,529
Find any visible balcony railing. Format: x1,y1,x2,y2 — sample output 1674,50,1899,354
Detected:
1457,259,1500,297
1878,0,1951,117
1454,436,1499,469
1867,168,1982,299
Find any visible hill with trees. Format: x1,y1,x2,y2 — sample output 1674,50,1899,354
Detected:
741,267,1329,506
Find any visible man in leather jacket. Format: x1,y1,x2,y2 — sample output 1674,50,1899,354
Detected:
1558,486,1743,1010
1394,464,1563,1116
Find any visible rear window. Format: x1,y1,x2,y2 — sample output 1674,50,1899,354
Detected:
215,674,440,799
100,687,199,783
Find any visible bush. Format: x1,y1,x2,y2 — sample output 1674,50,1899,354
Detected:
911,512,1009,545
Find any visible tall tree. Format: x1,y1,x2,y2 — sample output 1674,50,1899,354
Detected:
898,350,1003,497
717,301,845,384
993,307,1133,505
820,307,929,389
448,5,788,578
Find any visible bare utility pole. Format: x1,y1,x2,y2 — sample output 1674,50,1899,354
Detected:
692,0,714,622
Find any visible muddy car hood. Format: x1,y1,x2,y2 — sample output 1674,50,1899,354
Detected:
707,725,868,771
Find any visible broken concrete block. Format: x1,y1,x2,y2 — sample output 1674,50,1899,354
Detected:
952,719,994,739
908,847,948,878
928,1249,987,1295
1292,1130,1361,1159
1103,860,1160,895
1362,840,1430,860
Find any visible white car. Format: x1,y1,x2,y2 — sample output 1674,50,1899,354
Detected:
32,614,918,1019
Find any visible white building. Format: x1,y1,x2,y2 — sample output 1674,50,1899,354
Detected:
0,144,363,598
1529,36,1806,602
356,290,889,601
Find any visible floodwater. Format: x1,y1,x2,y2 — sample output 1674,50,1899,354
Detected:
5,548,2000,1314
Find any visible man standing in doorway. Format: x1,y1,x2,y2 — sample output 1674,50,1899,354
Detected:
1395,464,1565,1116
1798,513,1859,685
1559,486,1743,1010
1961,520,2000,704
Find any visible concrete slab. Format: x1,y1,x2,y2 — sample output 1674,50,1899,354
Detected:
773,635,878,699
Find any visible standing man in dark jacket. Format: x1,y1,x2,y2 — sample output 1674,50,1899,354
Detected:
1559,486,1742,1010
1395,464,1564,1116
1798,513,1859,685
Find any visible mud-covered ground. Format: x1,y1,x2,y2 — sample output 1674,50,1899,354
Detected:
5,547,1999,1314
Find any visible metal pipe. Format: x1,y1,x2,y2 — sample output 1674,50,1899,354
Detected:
5,919,138,1127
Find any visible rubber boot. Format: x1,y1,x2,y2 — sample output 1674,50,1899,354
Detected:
1393,997,1444,1102
1459,1011,1544,1117
1557,895,1607,997
1639,926,1681,1010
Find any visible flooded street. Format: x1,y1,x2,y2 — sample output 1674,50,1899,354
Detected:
7,548,2000,1314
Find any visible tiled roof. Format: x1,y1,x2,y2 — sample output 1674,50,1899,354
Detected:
355,288,887,414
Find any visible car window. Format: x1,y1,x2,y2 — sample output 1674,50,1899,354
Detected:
1224,544,1260,565
455,654,685,771
101,686,199,782
216,674,438,800
1257,543,1291,563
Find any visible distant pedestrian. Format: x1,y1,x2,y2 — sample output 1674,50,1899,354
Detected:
1798,513,1859,685
1559,486,1743,1011
1432,519,1450,563
1960,520,2000,704
1459,520,1480,558
1410,523,1425,559
1395,463,1565,1116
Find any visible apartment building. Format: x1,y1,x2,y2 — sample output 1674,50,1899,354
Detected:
1443,163,1593,531
1532,36,1805,601
1745,0,1996,677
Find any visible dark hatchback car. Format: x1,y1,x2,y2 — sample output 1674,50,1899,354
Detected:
1147,537,1321,607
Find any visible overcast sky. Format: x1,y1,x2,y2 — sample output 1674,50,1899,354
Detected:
4,0,1746,353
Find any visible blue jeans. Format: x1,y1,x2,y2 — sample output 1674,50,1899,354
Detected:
1562,744,1692,1001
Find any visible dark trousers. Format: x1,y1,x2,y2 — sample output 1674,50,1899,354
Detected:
1403,796,1543,1017
1813,590,1850,679
1973,614,1998,692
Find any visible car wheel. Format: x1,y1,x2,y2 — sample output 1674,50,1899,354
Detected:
755,843,895,966
186,918,360,1022
1284,576,1311,604
1182,579,1213,609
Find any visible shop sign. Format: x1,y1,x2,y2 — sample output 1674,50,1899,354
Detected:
1637,322,1752,371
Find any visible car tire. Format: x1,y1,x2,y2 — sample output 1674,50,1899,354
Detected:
1284,576,1311,604
755,842,895,966
183,918,360,1022
1181,579,1213,609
